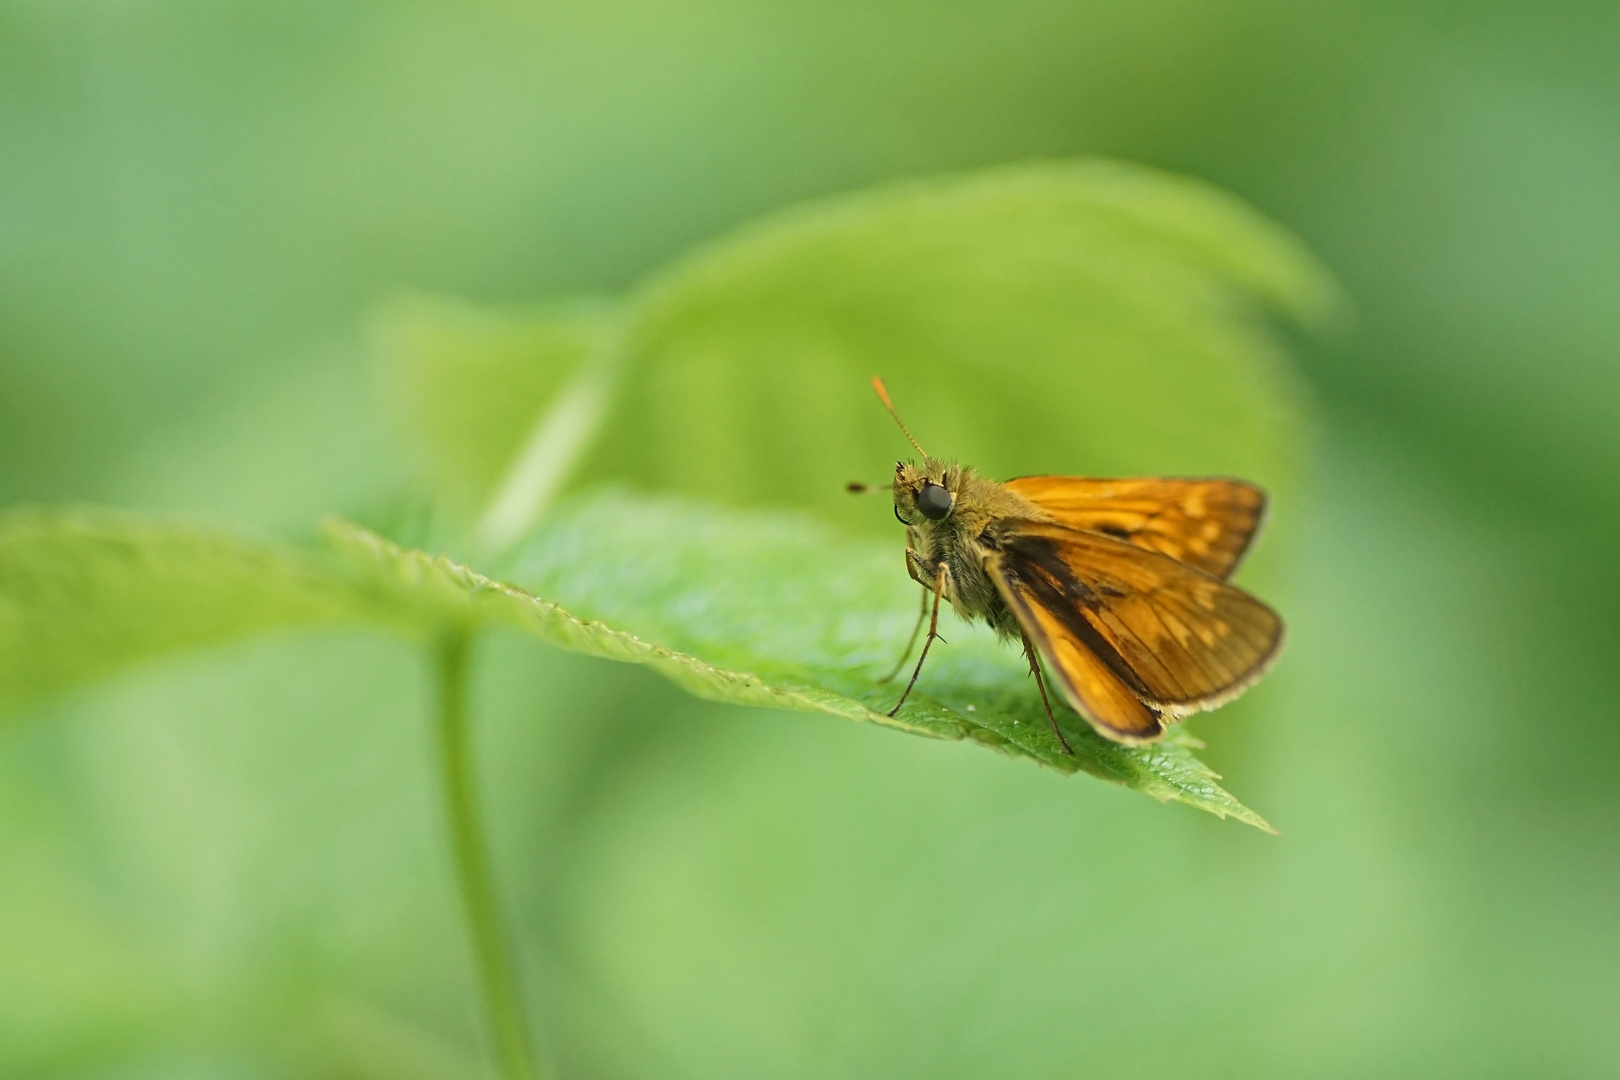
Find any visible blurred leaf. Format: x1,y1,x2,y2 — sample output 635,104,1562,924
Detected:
370,294,621,520
0,506,360,709
371,160,1333,551
578,158,1337,536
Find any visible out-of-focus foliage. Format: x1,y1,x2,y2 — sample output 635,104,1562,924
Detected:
372,296,619,520
580,161,1332,531
0,507,357,708
3,0,1620,1077
378,161,1330,541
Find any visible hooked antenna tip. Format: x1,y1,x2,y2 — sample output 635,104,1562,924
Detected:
871,375,896,412
869,375,927,457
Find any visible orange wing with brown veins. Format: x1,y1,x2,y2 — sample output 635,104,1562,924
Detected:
985,520,1284,741
1003,476,1267,580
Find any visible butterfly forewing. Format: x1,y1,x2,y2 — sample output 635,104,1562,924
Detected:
988,521,1284,723
1003,476,1266,579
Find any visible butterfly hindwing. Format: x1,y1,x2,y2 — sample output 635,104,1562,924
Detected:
1003,475,1266,579
986,521,1284,725
990,563,1167,743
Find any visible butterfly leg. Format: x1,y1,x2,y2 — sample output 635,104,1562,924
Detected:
878,582,930,683
1021,633,1075,755
887,561,949,717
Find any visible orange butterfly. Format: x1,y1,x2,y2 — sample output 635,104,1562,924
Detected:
858,377,1284,751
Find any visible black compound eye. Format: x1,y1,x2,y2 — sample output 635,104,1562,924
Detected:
915,481,953,520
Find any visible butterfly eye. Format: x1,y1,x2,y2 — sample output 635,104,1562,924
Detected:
916,481,953,520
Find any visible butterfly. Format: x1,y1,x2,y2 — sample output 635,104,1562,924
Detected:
852,377,1284,751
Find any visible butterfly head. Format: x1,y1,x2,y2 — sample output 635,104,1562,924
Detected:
870,376,958,525
892,458,958,525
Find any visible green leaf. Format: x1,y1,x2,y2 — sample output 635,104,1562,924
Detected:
0,507,361,708
578,158,1338,537
504,489,1273,829
323,495,1268,827
320,516,930,729
0,496,1267,826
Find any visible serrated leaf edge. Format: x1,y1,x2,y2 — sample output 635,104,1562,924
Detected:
325,519,1273,831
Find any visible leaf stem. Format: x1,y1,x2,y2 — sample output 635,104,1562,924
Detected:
436,632,540,1080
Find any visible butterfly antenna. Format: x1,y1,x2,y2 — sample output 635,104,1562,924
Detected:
871,376,927,457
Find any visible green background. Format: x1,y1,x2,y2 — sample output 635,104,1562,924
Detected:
3,2,1618,1077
